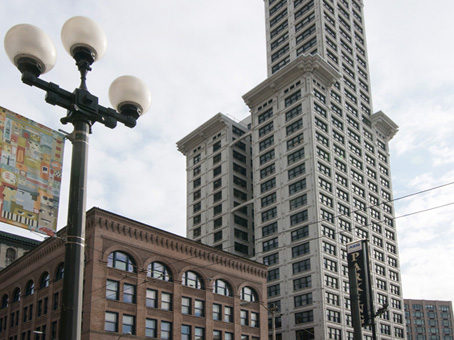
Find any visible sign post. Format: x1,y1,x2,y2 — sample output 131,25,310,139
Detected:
347,240,375,337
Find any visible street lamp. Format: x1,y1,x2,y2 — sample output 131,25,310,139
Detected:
4,17,151,340
241,301,279,340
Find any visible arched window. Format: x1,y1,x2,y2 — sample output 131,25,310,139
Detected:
25,280,35,296
241,286,257,302
147,262,172,281
13,287,21,302
182,271,204,289
1,294,8,309
214,279,232,296
107,251,136,273
6,248,16,261
55,263,64,281
39,272,50,289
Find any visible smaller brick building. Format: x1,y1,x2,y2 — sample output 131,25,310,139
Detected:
0,207,268,340
404,299,454,340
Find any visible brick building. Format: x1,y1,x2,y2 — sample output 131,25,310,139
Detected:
0,207,268,340
0,231,40,271
404,299,454,340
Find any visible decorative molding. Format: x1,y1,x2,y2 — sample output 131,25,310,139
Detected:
89,208,267,279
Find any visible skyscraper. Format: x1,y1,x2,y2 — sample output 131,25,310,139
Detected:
178,1,405,339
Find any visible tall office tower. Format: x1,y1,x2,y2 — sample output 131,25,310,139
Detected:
179,1,405,339
177,114,255,258
404,299,454,340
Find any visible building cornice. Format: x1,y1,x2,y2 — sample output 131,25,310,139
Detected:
87,208,268,279
176,113,232,155
243,53,341,108
371,110,399,141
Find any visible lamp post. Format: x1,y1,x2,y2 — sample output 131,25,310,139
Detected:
4,17,151,340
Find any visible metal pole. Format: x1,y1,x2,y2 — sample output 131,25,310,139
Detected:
348,266,363,340
271,308,276,340
59,119,90,340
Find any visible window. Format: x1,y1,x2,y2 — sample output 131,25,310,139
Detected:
193,177,201,188
182,297,191,314
214,279,232,296
55,263,64,281
122,314,135,334
289,179,306,195
39,272,50,289
325,275,339,289
213,330,221,340
261,177,276,193
291,210,308,226
327,309,341,323
324,258,337,272
288,163,305,179
213,303,221,320
182,271,204,289
268,268,280,282
263,253,279,266
105,311,118,332
251,312,259,327
291,226,309,241
161,321,172,340
146,289,157,308
25,280,34,296
195,327,204,340
161,292,172,311
258,108,273,124
295,293,313,307
293,259,311,274
260,163,276,179
292,242,310,257
147,261,172,281
241,286,257,302
261,192,277,207
294,276,312,290
262,207,278,222
182,325,191,340
224,306,233,323
108,251,136,273
106,280,119,300
123,283,136,304
268,284,280,297
241,310,249,326
1,294,8,309
262,222,278,237
214,204,222,215
13,287,21,302
145,318,157,338
295,310,314,324
195,300,204,317
288,147,305,165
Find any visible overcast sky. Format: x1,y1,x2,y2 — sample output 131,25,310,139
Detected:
1,1,453,304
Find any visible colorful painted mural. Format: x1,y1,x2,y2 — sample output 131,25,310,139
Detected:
0,106,65,236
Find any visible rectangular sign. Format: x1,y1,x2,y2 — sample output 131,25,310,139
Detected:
0,106,65,236
347,239,374,326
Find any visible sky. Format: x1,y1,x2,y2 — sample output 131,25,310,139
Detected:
0,1,453,304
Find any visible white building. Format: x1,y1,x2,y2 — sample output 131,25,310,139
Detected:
178,1,405,339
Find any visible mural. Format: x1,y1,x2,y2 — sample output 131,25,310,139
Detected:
0,106,65,236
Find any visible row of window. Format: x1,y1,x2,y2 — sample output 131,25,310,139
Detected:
106,312,260,340
1,265,63,309
107,251,260,302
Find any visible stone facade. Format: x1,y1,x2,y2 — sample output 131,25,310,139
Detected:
0,230,40,271
0,207,268,340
